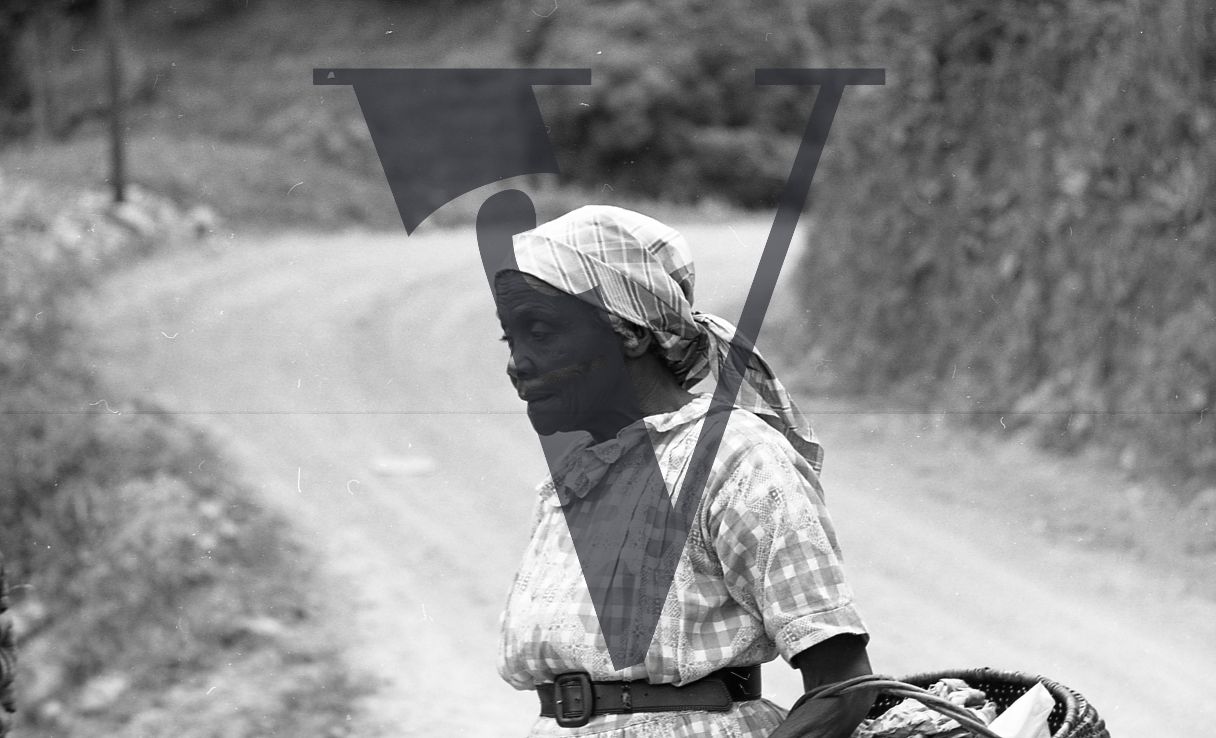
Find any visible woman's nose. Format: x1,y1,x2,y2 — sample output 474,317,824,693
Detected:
506,350,534,381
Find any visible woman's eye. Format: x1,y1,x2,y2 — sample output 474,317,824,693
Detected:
528,323,554,341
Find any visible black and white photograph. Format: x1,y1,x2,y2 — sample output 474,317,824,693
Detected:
1,1,1214,736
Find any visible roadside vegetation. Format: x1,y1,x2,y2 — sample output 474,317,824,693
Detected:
0,176,357,734
795,2,1216,497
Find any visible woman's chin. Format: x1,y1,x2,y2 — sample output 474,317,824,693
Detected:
525,401,568,436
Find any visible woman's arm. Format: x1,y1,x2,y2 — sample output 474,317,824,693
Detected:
769,634,875,738
704,430,873,736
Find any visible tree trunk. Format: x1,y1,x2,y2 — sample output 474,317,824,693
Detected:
100,0,127,203
20,6,54,140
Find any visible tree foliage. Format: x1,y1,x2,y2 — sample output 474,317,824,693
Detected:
508,0,822,206
797,0,1216,490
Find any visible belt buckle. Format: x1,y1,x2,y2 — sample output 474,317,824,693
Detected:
552,671,594,728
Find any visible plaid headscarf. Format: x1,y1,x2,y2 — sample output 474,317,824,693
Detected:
507,205,824,473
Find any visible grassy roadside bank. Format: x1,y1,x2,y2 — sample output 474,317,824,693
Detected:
0,173,360,736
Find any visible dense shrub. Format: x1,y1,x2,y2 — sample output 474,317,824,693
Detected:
508,0,821,207
795,1,1216,490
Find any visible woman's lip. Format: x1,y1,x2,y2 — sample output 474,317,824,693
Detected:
513,361,595,402
518,388,555,402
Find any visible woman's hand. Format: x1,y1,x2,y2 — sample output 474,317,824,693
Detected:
769,634,875,738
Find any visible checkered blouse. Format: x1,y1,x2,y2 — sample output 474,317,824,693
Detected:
498,395,868,737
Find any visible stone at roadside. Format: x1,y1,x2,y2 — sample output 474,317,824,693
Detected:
77,672,130,713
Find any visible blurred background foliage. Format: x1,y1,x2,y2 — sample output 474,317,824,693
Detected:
795,1,1216,493
505,0,824,206
0,0,1213,727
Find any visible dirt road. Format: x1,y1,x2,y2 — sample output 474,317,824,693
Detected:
86,214,1216,736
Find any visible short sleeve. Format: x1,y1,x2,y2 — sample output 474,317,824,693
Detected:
706,437,868,662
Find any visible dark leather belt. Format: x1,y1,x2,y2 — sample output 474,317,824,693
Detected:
537,665,762,728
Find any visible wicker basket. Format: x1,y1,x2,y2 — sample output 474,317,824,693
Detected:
808,668,1109,738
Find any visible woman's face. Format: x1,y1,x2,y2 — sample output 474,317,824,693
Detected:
494,271,638,439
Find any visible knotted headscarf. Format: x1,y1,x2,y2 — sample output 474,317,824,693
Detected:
506,205,824,473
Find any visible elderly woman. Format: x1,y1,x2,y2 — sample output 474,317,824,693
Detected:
493,205,872,737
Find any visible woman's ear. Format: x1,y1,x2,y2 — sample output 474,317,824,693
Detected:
619,324,653,359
